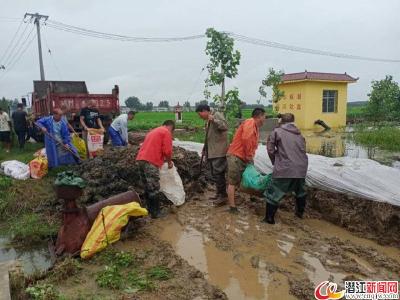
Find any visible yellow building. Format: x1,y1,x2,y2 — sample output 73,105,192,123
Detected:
276,71,357,130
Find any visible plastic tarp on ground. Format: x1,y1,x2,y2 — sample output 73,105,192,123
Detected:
174,141,400,207
0,160,30,180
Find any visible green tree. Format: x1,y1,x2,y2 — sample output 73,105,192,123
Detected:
194,100,208,107
158,100,169,108
204,28,241,110
259,68,285,109
145,102,154,111
183,101,191,111
365,75,400,122
125,96,143,111
0,97,12,112
224,88,242,119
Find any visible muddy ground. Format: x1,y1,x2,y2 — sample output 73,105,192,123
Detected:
148,187,400,299
8,146,400,299
11,230,226,300
75,146,400,248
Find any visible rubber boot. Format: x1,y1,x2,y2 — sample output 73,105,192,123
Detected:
150,195,161,219
295,196,306,219
146,196,155,218
262,203,278,224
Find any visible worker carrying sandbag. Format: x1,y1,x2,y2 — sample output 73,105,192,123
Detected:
264,113,308,224
79,100,105,158
226,108,266,214
36,108,80,168
136,120,175,219
108,111,135,146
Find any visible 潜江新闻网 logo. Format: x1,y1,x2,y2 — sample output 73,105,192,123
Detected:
314,281,345,300
314,280,399,299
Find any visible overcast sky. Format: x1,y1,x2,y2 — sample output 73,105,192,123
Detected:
1,0,399,106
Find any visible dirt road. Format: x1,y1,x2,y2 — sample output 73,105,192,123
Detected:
148,188,400,300
68,146,400,299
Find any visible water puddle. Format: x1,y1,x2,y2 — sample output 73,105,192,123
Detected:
0,236,51,274
157,218,274,299
262,127,400,167
276,240,294,257
154,214,400,299
303,252,346,285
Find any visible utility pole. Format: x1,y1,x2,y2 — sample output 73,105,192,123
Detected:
24,13,48,81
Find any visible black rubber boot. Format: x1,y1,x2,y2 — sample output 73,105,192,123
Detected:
295,196,307,218
262,203,278,224
146,197,155,218
150,195,161,219
145,192,159,219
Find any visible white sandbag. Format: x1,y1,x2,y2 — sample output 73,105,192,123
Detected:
87,133,104,158
174,141,400,207
34,148,46,157
1,160,30,180
160,163,185,206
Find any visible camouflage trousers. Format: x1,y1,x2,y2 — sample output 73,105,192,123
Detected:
137,160,161,217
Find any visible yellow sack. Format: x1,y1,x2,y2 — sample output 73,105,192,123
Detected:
29,156,48,179
80,202,148,259
72,133,87,160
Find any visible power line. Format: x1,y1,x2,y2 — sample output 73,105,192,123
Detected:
2,22,32,68
0,17,24,65
0,17,20,21
6,26,35,69
42,26,63,80
186,67,205,104
229,33,400,63
0,31,37,81
46,19,400,63
46,20,205,42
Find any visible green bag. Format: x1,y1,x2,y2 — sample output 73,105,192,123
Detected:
241,164,272,191
54,171,86,188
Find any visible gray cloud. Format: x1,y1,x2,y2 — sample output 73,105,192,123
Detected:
1,0,399,105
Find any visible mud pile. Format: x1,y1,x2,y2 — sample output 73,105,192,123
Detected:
276,189,400,247
128,132,146,145
75,146,207,204
307,189,400,247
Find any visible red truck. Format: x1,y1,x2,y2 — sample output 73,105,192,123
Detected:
32,81,119,139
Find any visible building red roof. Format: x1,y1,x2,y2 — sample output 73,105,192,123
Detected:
282,71,358,83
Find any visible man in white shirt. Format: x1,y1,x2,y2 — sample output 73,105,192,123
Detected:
0,107,12,153
108,111,135,146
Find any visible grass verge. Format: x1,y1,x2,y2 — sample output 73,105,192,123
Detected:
352,125,400,152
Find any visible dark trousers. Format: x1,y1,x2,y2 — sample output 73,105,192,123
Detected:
15,130,27,149
208,156,227,196
137,161,161,217
264,178,307,206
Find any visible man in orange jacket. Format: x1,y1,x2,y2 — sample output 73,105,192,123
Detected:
227,108,266,213
136,120,175,218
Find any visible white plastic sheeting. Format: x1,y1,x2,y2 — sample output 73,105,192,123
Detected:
160,163,186,206
174,141,400,207
1,160,30,180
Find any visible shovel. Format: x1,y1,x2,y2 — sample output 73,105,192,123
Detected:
35,123,82,164
197,120,210,177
